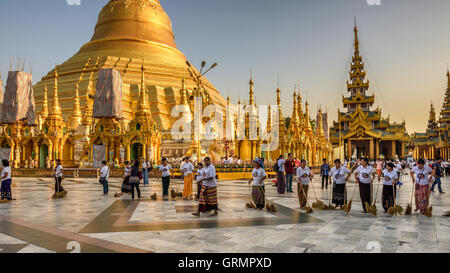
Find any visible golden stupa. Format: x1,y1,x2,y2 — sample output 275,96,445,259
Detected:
33,0,226,131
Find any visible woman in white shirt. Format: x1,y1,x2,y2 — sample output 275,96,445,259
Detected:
410,158,434,215
193,157,218,217
181,157,195,200
354,158,375,213
158,158,173,200
0,160,12,202
195,162,204,201
329,159,351,208
248,159,267,209
379,162,399,213
296,159,313,209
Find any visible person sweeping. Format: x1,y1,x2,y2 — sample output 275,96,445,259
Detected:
248,158,266,210
354,158,375,213
180,157,194,200
329,159,351,209
193,157,218,217
410,159,434,215
296,159,313,209
380,163,399,213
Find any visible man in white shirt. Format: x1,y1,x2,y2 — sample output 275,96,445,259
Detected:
354,158,375,213
54,159,64,194
142,159,151,187
296,160,313,208
193,157,218,217
276,155,286,194
181,157,195,200
100,160,110,195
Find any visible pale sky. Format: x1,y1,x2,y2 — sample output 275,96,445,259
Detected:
0,0,449,133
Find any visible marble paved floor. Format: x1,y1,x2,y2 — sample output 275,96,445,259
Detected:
0,173,449,253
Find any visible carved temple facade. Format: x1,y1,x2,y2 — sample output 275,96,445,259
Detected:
329,23,410,160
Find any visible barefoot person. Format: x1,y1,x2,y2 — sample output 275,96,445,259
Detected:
354,158,375,213
329,159,351,209
120,161,132,196
99,161,110,195
0,160,12,202
193,157,218,217
181,157,194,200
54,159,65,196
379,162,399,213
158,158,172,200
296,159,313,208
410,159,435,215
195,162,204,201
248,158,266,209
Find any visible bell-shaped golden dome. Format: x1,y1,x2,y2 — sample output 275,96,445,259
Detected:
34,0,225,131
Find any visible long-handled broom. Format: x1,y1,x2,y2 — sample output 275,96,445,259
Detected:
405,183,415,215
245,182,257,209
323,181,336,210
388,183,403,216
424,189,432,217
300,184,313,214
261,185,277,212
343,180,358,214
366,180,380,216
309,180,326,210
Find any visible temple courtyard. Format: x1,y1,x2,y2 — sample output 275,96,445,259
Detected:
0,174,449,253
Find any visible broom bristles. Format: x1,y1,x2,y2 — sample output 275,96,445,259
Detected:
405,204,412,215
443,211,450,217
344,200,352,213
424,206,432,217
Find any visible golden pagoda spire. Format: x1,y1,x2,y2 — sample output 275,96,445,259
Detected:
50,69,62,116
429,102,436,122
447,66,450,90
267,104,272,133
304,100,312,132
249,74,255,106
70,82,83,130
316,105,325,139
137,62,149,112
353,17,360,56
41,85,49,119
297,83,303,122
291,88,300,123
180,77,189,106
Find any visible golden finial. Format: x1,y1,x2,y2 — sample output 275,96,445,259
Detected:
138,61,149,111
50,69,62,116
180,78,189,106
71,82,83,129
41,85,49,119
249,70,254,105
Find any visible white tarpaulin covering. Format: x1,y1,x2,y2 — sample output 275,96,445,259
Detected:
93,144,105,168
1,71,36,125
93,69,123,118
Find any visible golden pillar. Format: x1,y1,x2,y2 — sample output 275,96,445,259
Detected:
369,138,374,160
347,139,352,160
33,143,39,167
126,143,131,161
391,140,396,159
400,141,405,158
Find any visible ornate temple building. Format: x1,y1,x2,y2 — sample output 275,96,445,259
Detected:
412,70,450,159
329,23,409,160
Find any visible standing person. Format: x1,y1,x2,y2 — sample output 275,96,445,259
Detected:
296,159,313,208
181,157,194,200
248,158,267,209
0,160,12,202
445,159,450,177
99,161,110,195
195,162,204,201
54,159,64,195
120,161,132,196
142,159,150,187
329,159,351,209
276,155,286,194
320,158,330,189
285,153,295,193
394,160,403,189
376,159,383,176
379,163,399,213
193,157,218,217
430,157,446,194
354,158,376,213
410,159,435,214
129,160,141,199
158,158,172,200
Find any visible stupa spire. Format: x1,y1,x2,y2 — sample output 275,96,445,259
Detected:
137,62,149,112
70,82,83,130
50,69,62,116
249,73,255,106
316,106,325,139
41,85,49,119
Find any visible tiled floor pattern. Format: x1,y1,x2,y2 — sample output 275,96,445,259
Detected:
0,173,448,253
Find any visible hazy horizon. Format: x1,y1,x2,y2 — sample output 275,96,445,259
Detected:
0,0,449,134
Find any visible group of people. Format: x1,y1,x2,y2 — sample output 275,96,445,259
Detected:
271,155,447,216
